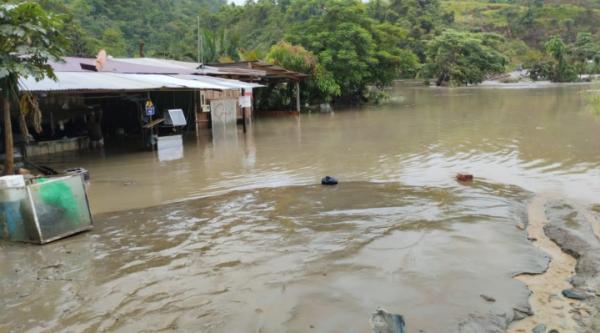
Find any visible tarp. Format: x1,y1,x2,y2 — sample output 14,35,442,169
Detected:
18,72,233,93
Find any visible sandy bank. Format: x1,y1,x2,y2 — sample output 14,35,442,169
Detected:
508,196,600,333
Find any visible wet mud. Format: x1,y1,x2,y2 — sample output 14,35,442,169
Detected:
1,182,549,333
543,200,600,332
508,196,579,333
508,198,600,333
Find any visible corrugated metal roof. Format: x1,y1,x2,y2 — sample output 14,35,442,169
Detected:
18,72,229,92
114,58,266,77
212,61,308,80
47,57,267,78
114,58,200,70
49,57,192,74
19,72,162,92
175,74,263,89
110,74,227,90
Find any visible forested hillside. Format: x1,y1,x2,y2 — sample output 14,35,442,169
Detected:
441,0,600,65
36,0,225,58
444,0,600,45
35,0,600,60
30,0,600,101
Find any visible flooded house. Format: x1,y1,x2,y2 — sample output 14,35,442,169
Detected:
13,56,266,157
212,61,309,114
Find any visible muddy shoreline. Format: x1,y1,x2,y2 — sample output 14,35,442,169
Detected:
542,200,600,332
507,197,600,333
1,181,554,333
1,183,599,332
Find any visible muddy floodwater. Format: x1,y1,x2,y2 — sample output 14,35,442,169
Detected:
2,83,600,332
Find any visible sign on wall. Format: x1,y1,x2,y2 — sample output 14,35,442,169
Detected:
239,96,251,108
145,100,155,116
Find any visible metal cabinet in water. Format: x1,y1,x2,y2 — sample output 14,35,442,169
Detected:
0,175,93,244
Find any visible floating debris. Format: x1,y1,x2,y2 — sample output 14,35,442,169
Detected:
321,176,338,186
456,173,474,182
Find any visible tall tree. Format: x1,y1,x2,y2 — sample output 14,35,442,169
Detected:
545,35,577,82
266,41,339,103
285,0,379,103
285,0,417,103
0,2,66,174
572,32,598,77
421,29,507,86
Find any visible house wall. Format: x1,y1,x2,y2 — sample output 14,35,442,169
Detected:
197,89,251,129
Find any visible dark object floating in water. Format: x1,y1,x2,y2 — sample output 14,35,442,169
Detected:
456,172,474,182
321,176,338,185
370,308,406,333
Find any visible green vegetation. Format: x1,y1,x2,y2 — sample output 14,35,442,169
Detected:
526,34,600,82
585,91,600,115
544,36,577,82
573,32,600,77
284,0,420,102
266,42,339,103
421,29,507,86
35,0,225,58
11,0,600,103
1,2,66,173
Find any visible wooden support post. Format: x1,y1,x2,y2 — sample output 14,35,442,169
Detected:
50,110,55,136
242,106,247,133
3,97,14,174
295,81,301,112
194,91,199,137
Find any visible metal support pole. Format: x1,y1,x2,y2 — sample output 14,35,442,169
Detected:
194,91,199,137
148,91,154,151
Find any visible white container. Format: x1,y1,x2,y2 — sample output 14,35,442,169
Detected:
0,175,25,189
0,175,26,202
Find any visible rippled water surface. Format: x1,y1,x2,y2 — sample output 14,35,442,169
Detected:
31,83,600,214
2,83,600,332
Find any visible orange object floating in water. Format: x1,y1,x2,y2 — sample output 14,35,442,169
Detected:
456,173,474,182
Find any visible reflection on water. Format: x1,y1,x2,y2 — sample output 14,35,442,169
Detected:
156,135,184,162
2,83,600,332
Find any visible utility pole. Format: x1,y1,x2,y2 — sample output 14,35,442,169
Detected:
197,16,200,64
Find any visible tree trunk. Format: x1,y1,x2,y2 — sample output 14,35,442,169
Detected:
3,97,14,175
